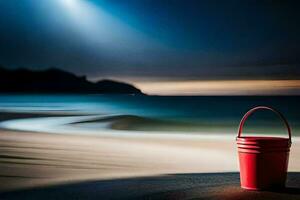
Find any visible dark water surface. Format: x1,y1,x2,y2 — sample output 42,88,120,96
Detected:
0,95,299,135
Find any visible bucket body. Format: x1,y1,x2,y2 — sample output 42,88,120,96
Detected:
237,136,290,190
236,106,292,191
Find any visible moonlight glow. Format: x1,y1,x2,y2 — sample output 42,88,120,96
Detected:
55,0,157,56
61,0,79,8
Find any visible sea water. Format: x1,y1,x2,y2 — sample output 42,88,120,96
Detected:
0,94,299,136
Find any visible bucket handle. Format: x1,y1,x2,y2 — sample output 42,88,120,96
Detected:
237,106,292,143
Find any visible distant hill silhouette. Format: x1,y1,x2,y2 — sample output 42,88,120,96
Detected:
0,67,143,94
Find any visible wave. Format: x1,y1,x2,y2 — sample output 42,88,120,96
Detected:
71,115,233,133
0,111,231,136
0,111,298,139
0,111,242,142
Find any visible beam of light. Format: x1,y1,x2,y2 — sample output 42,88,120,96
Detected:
133,80,300,96
61,0,78,8
54,0,161,56
57,0,115,47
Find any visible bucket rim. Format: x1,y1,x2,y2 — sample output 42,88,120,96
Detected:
236,136,290,141
236,136,291,148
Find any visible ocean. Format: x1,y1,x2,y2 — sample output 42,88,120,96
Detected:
0,95,299,136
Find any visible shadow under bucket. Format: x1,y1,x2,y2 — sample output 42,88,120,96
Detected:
236,106,292,191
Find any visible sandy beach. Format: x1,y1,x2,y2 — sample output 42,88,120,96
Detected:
1,127,300,199
0,129,238,192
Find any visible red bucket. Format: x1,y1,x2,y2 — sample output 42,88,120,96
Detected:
236,106,292,190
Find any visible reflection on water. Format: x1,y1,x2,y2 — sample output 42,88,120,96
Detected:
0,95,299,136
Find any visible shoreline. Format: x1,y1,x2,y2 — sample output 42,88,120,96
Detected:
0,111,298,142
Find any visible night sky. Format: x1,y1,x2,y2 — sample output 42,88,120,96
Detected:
0,0,300,94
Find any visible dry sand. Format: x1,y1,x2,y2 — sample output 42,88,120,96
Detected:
0,129,300,199
1,130,300,190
